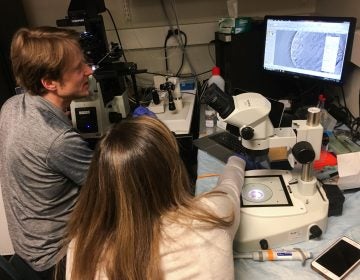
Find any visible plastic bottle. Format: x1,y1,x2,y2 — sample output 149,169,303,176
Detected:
205,105,216,128
316,93,326,126
317,94,326,109
208,66,225,91
207,66,226,129
316,93,337,133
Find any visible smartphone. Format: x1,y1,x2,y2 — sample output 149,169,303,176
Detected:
311,236,360,280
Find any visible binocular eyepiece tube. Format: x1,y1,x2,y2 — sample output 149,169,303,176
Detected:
201,84,235,120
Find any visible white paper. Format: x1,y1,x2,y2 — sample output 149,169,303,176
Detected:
337,152,360,189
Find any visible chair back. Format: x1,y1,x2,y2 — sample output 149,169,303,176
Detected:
9,254,42,280
0,255,21,280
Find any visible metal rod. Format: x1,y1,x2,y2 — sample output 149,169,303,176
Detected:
301,162,313,182
306,107,321,126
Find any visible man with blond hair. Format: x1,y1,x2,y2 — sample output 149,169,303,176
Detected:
0,26,94,279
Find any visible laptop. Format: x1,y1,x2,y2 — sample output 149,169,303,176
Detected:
194,98,285,163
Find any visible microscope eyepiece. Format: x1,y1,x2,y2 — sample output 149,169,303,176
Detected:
202,83,235,119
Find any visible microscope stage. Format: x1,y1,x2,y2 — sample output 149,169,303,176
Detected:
235,169,329,253
241,175,292,206
155,94,195,135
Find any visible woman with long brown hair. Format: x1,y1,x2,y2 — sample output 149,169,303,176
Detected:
65,116,245,279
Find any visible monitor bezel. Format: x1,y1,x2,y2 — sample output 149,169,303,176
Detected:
262,15,357,85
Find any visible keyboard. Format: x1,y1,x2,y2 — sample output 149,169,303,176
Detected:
209,132,245,154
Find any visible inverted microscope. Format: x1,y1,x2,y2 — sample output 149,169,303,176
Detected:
57,0,143,139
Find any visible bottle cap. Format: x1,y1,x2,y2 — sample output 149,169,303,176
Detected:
318,94,326,102
212,66,221,76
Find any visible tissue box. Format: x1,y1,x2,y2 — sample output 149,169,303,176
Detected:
218,17,251,34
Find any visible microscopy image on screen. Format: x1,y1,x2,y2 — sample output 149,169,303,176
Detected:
272,30,297,68
272,30,346,75
290,32,346,74
263,16,355,83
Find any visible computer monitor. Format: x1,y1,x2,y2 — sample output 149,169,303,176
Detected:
263,15,356,84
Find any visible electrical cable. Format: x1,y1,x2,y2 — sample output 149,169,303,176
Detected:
340,84,348,109
170,0,197,77
175,30,187,76
328,85,360,141
145,71,170,77
106,8,127,63
160,0,198,80
208,40,216,65
199,79,209,102
164,31,172,73
194,69,212,77
144,69,212,78
295,81,322,103
163,29,188,76
96,50,113,66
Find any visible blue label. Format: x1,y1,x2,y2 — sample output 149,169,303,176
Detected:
277,252,292,256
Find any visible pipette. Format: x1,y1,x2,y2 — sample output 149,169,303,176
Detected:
234,248,312,266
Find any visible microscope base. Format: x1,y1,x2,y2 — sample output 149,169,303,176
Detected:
234,169,329,253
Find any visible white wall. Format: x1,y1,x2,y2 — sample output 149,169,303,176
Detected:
316,0,360,117
21,0,317,86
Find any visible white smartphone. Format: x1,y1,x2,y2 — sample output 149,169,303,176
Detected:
311,236,360,280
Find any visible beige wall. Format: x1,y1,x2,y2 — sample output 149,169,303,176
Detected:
316,0,360,27
22,0,360,117
21,0,316,85
22,0,317,28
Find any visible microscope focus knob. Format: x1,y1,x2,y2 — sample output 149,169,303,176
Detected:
241,126,254,140
292,141,315,164
259,239,269,250
309,225,323,239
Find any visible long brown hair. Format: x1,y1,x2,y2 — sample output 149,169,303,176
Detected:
66,116,233,279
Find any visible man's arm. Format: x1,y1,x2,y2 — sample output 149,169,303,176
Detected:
47,130,93,185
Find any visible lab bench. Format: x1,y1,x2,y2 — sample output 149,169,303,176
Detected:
195,149,360,279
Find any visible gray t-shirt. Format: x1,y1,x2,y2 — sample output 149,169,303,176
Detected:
0,93,93,271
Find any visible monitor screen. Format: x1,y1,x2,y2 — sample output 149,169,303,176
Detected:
263,15,356,84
